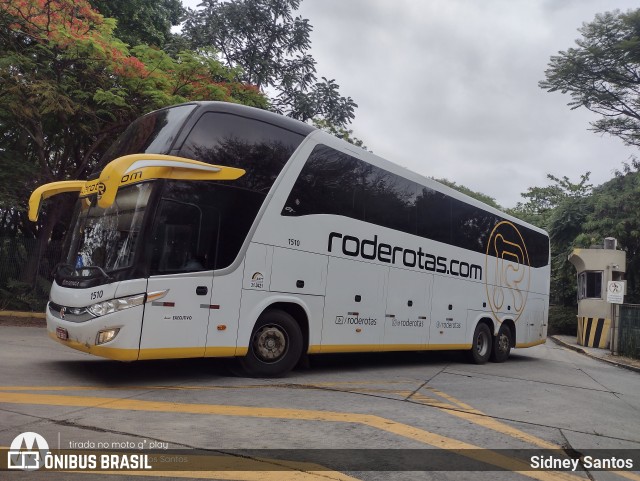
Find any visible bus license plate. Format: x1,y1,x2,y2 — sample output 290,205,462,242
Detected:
56,327,68,340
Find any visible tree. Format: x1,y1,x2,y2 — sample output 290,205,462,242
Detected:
89,0,184,47
577,166,640,302
510,173,593,306
509,173,592,229
540,9,640,148
182,0,357,127
0,0,266,286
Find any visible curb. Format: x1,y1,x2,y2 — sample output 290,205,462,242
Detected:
549,336,640,375
0,310,45,319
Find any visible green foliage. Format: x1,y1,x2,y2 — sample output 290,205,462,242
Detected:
0,0,267,241
510,167,640,305
89,0,184,48
0,153,37,210
509,173,593,306
578,167,640,302
0,237,58,310
0,278,49,311
547,305,578,336
0,0,267,291
508,173,592,230
434,179,502,210
183,0,357,128
184,0,312,90
540,9,640,147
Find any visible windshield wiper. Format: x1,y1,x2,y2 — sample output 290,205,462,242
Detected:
54,263,113,281
53,263,76,277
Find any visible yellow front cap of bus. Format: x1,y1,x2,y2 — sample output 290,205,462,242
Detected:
28,181,87,222
83,153,246,208
28,154,246,221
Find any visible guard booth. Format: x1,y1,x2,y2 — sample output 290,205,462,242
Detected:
568,238,626,349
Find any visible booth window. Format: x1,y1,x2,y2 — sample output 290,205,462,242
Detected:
578,271,602,299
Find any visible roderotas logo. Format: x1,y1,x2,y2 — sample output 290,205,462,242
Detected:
485,221,531,323
8,432,50,471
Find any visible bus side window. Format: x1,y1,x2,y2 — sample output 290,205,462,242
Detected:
177,112,305,194
149,200,204,274
282,145,365,219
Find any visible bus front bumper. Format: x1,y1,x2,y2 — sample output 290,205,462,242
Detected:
46,304,144,361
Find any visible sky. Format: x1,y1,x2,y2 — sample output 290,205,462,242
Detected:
181,0,640,208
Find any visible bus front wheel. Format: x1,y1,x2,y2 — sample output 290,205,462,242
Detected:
469,323,492,364
240,309,303,377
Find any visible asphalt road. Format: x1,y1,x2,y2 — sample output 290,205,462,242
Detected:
1,324,639,481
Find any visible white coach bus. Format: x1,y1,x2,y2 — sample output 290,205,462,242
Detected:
29,102,550,376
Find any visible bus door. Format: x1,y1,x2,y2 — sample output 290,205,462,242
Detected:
383,268,432,350
141,274,213,358
139,199,214,359
321,257,386,351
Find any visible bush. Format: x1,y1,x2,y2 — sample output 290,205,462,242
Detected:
548,305,577,336
0,277,49,312
0,237,61,312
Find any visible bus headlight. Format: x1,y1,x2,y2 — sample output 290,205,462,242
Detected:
96,328,120,345
87,294,145,318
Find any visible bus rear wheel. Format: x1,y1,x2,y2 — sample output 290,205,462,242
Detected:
490,324,512,363
468,323,492,364
240,309,303,377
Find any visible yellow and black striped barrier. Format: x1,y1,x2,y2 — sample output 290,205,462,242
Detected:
577,317,610,348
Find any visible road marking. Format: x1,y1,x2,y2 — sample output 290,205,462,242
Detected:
409,388,559,450
2,385,637,480
0,390,582,481
0,385,290,392
302,380,417,387
617,473,640,481
0,381,419,393
408,389,640,481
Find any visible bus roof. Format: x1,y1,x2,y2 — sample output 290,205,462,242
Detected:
173,101,317,138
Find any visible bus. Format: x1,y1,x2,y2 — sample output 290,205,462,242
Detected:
29,101,550,376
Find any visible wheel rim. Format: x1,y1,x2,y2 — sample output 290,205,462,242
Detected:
476,330,490,357
497,332,509,354
252,324,288,363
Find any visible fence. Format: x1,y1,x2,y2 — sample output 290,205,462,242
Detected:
618,304,640,359
0,237,63,311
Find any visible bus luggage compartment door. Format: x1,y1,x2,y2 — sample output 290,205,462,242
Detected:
321,257,386,351
429,276,471,349
383,268,432,350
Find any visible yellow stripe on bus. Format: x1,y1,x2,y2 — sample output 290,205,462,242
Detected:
49,330,539,361
308,343,472,354
49,332,138,361
49,332,245,361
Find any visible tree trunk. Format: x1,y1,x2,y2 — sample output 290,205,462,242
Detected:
19,200,65,287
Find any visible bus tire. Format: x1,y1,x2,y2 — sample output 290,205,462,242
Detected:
468,323,492,364
490,324,512,363
240,309,303,377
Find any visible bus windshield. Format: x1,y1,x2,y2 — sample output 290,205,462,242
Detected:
65,183,154,276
